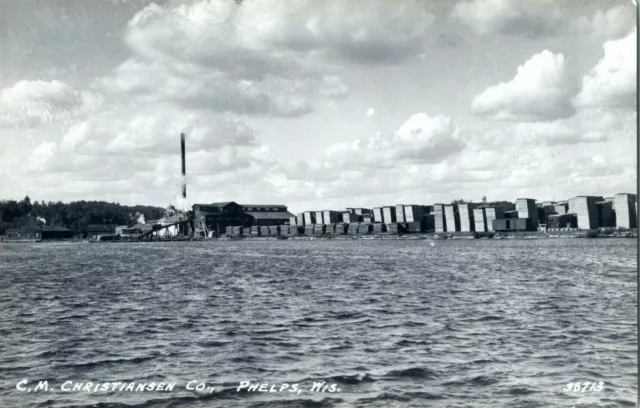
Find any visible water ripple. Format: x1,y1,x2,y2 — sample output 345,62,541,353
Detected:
0,239,636,407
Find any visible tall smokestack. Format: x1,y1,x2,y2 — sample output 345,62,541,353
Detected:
180,133,186,199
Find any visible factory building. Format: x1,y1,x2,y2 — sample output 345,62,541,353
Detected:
604,197,615,206
87,224,117,240
192,202,293,236
343,211,361,223
596,200,615,228
515,198,538,230
373,207,384,223
41,226,74,240
322,210,341,224
118,223,153,237
382,206,397,223
473,207,487,232
614,193,637,229
193,202,253,236
547,213,578,229
396,205,406,222
433,204,447,232
484,207,505,232
537,204,557,227
6,226,73,241
342,208,371,222
241,204,294,226
315,211,325,225
493,218,532,232
404,205,427,223
5,228,42,241
443,204,460,232
303,211,317,225
568,196,604,230
458,203,479,232
555,201,569,214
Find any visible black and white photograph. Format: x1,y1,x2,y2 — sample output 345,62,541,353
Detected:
0,0,638,407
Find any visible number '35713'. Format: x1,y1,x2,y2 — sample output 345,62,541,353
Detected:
564,382,604,392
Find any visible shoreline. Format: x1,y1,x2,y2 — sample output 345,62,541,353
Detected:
1,229,637,244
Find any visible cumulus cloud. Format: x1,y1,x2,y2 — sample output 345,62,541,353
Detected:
260,113,467,205
60,104,257,155
0,80,102,129
592,4,636,39
512,108,636,147
471,50,575,121
450,0,584,37
26,103,266,188
97,59,346,116
451,0,636,40
126,0,434,66
573,28,637,109
101,0,433,117
3,0,635,208
321,113,465,171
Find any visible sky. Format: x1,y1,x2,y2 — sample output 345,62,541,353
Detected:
0,0,637,213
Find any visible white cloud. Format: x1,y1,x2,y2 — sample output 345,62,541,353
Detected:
2,0,636,209
60,104,256,155
0,80,102,129
26,103,265,186
471,50,575,121
126,0,435,66
96,59,347,117
573,28,637,109
592,4,636,39
450,0,584,37
511,108,631,146
105,0,434,117
321,113,465,171
451,0,636,40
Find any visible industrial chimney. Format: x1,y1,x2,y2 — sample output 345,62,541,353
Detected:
180,133,186,199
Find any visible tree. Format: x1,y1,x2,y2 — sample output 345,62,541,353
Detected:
0,199,165,232
18,196,32,215
482,196,487,203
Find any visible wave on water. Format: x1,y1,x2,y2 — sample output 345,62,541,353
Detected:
1,239,636,408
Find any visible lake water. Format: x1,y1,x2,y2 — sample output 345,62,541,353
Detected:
0,239,636,408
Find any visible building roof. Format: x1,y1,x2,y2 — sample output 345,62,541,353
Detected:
245,211,295,220
209,201,238,207
87,224,117,232
160,214,186,224
240,204,288,209
192,202,241,212
7,227,41,232
42,226,71,231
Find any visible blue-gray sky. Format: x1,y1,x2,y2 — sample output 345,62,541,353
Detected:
0,0,636,212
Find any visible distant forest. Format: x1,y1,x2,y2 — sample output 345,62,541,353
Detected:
0,196,166,235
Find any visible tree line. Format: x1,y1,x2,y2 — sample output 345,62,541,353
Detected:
0,196,166,235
